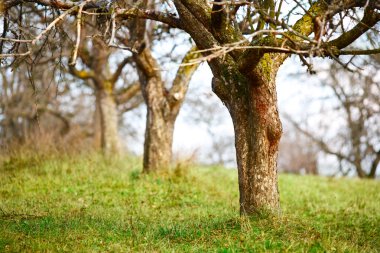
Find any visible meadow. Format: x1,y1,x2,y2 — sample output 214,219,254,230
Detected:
0,154,379,252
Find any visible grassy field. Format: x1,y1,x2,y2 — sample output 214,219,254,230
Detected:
0,154,379,252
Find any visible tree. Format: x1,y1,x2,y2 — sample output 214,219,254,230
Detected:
0,3,142,154
136,46,200,172
286,56,380,178
165,0,380,214
2,0,380,215
67,28,141,155
125,5,200,172
0,63,71,144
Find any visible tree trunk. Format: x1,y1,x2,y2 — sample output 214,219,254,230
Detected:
96,88,120,155
213,63,282,215
134,47,192,173
142,78,175,173
93,90,102,150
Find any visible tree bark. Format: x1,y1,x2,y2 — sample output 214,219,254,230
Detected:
135,47,199,173
96,88,120,155
133,48,175,172
140,74,175,172
143,93,175,172
212,60,283,215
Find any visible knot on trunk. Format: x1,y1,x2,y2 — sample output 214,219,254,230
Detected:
266,118,282,154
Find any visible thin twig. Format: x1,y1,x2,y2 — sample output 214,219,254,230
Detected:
69,1,88,66
0,50,31,58
31,6,77,46
108,10,116,46
0,38,32,43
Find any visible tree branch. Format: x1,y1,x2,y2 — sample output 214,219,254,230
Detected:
168,46,200,108
115,7,181,29
110,56,133,85
69,0,87,66
328,8,380,49
115,82,141,105
284,113,352,163
68,64,95,80
340,47,380,55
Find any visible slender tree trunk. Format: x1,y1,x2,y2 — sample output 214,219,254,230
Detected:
142,78,175,173
96,88,120,155
213,64,282,215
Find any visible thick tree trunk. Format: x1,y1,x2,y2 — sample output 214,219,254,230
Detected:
213,64,282,215
134,47,195,173
142,78,175,173
231,88,282,214
143,105,175,173
96,88,120,155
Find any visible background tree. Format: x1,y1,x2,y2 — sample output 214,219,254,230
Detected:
126,3,200,172
67,28,141,155
0,3,143,154
286,55,380,178
0,63,72,145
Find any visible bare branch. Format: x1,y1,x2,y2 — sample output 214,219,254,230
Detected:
340,47,380,55
115,83,141,105
0,50,31,58
115,7,181,29
328,8,380,49
110,56,133,85
69,1,88,66
169,46,201,106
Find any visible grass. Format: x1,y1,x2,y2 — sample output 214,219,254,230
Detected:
0,154,379,252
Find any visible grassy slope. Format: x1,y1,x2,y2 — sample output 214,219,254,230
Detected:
0,155,379,252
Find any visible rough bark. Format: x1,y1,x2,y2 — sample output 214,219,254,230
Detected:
143,82,175,172
135,49,176,172
212,55,283,215
230,80,282,214
134,46,199,173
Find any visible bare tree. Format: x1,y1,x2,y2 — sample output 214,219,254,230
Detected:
0,61,72,145
67,26,141,155
2,0,380,215
125,3,201,172
0,4,143,154
136,46,200,172
287,56,380,178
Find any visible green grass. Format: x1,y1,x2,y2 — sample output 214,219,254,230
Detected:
0,154,379,252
